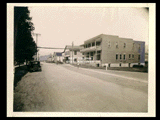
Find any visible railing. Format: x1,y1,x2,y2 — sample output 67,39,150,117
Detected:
80,46,102,52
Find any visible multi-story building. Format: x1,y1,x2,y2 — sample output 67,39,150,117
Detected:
80,34,145,67
62,45,83,64
53,52,63,63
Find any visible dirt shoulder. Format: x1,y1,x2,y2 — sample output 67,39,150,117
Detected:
14,70,55,111
14,65,28,89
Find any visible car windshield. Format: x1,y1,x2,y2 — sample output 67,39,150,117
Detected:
34,62,38,64
31,61,39,65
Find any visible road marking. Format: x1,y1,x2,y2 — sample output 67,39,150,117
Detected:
66,64,148,84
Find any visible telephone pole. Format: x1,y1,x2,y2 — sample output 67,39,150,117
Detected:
72,41,74,64
32,33,41,61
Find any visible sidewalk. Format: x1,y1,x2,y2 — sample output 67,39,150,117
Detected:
71,64,148,73
65,64,148,83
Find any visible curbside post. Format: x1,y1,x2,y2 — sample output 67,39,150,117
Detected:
105,64,108,70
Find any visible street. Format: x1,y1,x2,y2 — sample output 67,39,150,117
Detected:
14,62,148,112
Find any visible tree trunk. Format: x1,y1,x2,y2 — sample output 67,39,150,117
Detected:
26,60,28,66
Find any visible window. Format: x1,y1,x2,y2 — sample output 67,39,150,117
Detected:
108,41,111,47
129,54,131,59
90,52,93,56
116,42,118,48
74,51,77,55
86,56,89,61
139,44,141,50
133,43,135,48
92,42,95,46
86,52,89,60
124,43,126,48
74,58,77,62
132,54,134,59
88,43,91,47
96,41,101,46
123,54,126,60
90,52,94,61
97,51,101,54
120,54,122,59
116,54,118,60
97,55,101,60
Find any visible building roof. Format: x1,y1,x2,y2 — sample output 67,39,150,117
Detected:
83,34,119,44
133,40,145,43
56,52,62,56
62,45,83,53
83,34,103,44
54,52,62,56
83,34,145,45
118,37,133,42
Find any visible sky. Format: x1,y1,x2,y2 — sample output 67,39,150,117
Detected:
28,6,149,56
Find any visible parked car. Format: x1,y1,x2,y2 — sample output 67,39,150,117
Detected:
28,61,42,72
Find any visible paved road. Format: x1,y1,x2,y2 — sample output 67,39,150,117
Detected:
14,62,148,112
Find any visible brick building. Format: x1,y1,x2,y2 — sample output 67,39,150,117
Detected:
80,34,145,67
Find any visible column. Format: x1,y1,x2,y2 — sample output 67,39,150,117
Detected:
95,41,97,60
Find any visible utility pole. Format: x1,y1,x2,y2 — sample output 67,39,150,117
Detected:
95,40,97,60
72,41,74,64
32,33,41,61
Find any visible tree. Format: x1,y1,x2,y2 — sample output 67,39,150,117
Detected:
14,7,37,66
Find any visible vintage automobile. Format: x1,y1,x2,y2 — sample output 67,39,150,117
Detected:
28,61,42,72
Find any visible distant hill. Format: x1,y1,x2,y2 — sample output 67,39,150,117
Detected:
39,55,50,61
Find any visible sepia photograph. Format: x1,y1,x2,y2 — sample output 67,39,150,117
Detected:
7,3,155,117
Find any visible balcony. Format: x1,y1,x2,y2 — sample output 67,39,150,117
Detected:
64,54,70,57
80,46,102,53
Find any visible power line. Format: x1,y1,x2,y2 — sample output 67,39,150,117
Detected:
37,47,64,49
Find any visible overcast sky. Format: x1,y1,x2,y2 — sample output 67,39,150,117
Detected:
29,6,149,56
